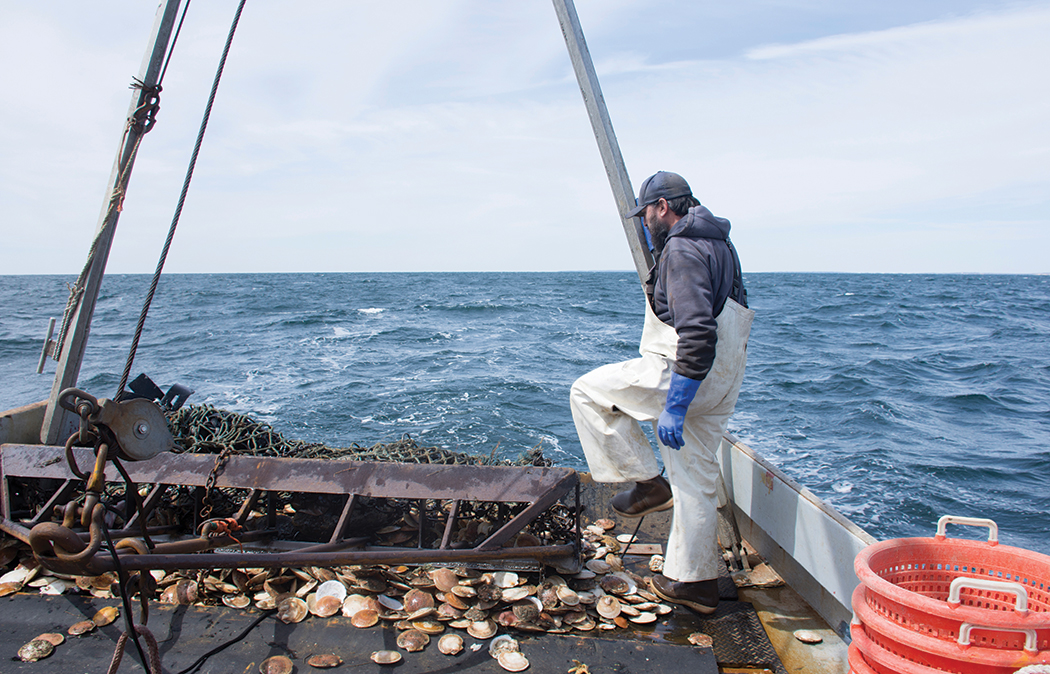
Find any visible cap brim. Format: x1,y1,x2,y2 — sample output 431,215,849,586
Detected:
626,203,648,219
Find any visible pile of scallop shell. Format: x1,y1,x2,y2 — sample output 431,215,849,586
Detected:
2,518,676,669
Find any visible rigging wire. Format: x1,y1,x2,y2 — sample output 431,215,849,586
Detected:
159,0,194,86
116,0,248,397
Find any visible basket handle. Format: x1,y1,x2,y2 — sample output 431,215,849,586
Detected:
935,515,998,544
957,622,1038,653
948,577,1029,612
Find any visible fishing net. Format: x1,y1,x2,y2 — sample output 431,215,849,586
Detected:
166,404,551,466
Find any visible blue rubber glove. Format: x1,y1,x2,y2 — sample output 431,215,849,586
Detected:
657,372,702,450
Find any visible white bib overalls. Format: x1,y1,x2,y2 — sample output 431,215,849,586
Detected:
569,297,753,581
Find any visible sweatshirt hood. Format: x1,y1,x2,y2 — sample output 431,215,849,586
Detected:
668,204,731,241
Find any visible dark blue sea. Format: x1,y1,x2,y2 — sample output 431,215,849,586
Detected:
2,273,1048,554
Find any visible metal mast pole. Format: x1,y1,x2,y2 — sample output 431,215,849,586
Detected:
41,0,183,445
551,0,653,286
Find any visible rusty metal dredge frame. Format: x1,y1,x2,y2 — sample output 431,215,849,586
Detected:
0,444,581,577
2,386,582,674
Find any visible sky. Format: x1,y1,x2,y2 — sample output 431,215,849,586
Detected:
1,0,1047,275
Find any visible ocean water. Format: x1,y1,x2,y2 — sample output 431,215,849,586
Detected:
1,272,1048,554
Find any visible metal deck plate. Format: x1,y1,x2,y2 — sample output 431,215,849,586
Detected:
0,593,719,674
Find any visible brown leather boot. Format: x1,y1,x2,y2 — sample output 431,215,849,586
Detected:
651,574,719,615
610,475,673,518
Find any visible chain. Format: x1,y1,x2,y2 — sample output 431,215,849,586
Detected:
199,447,233,519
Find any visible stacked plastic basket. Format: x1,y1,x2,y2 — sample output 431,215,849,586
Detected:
851,516,1050,674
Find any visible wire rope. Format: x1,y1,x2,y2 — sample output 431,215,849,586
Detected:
116,0,248,397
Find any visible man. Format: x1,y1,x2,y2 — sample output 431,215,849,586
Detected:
569,171,753,614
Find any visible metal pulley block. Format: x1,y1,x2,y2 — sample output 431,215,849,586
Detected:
58,388,175,461
95,397,174,461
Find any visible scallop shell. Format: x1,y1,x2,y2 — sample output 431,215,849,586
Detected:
396,628,430,652
492,571,518,588
371,650,402,664
315,579,347,602
0,581,21,597
35,633,65,647
463,605,490,622
654,604,673,616
68,620,96,636
476,582,503,603
351,609,380,628
18,639,54,662
596,595,622,619
260,655,294,674
467,619,498,639
436,603,464,620
92,606,119,626
629,611,657,624
451,584,477,598
0,565,32,585
794,629,823,644
576,591,599,605
595,518,616,530
413,619,445,635
649,554,665,573
512,599,541,622
403,588,435,613
306,653,342,668
688,632,714,647
572,569,596,580
556,586,580,606
619,604,640,617
498,651,530,672
573,616,597,631
500,586,529,602
223,595,251,609
438,632,464,655
599,574,630,595
537,585,558,610
494,609,518,628
171,579,199,605
376,593,404,611
585,559,611,574
311,595,342,618
430,568,459,592
277,597,308,624
343,594,379,616
40,578,76,595
489,634,520,659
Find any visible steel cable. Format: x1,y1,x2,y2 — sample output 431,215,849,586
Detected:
116,0,248,397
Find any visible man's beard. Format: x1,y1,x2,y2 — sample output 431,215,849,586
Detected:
647,217,670,255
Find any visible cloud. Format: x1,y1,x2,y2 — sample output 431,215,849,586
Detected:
1,1,1047,274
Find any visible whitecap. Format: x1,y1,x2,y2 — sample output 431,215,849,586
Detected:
832,481,853,494
358,308,384,315
332,327,350,338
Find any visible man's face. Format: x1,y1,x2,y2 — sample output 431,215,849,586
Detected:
644,200,670,253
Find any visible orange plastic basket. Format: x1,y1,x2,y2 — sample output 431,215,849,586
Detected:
848,641,879,674
853,584,1050,673
850,622,946,674
855,516,1050,652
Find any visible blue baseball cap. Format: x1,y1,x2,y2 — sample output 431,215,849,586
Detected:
626,171,692,218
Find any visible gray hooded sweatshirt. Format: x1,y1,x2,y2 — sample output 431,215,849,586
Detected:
648,203,741,382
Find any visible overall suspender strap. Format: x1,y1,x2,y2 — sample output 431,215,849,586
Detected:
726,238,748,308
